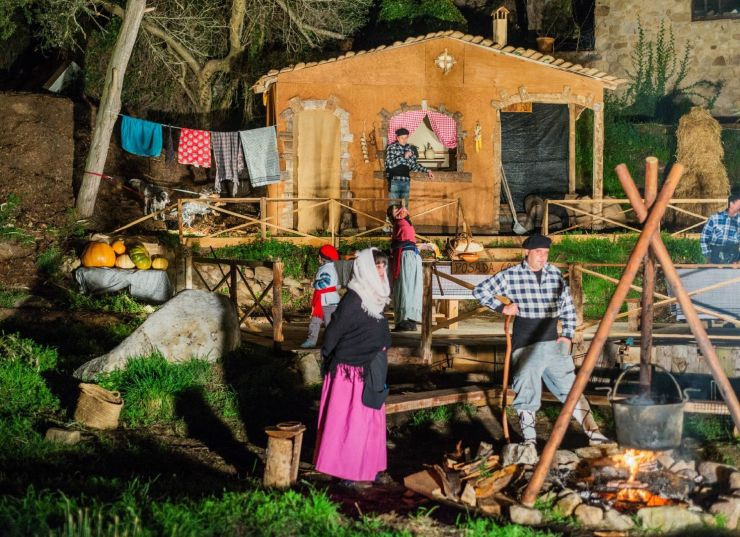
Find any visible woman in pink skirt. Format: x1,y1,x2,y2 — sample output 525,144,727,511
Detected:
314,248,392,484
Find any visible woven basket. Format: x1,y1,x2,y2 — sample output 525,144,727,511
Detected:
73,383,124,430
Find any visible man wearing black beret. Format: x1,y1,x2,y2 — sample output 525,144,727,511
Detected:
384,127,434,209
473,233,608,450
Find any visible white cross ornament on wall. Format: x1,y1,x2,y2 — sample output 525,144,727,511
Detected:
434,48,456,75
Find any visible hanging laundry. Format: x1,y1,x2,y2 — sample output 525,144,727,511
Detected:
120,115,163,157
211,131,245,195
178,128,211,168
164,126,180,165
239,126,280,187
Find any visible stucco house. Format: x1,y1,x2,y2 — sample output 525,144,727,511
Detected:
252,31,624,234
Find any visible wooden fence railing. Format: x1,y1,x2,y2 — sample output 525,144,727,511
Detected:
419,261,740,363
111,196,468,246
184,254,284,350
541,198,727,236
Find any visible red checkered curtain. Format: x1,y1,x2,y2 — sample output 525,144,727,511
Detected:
388,111,427,144
387,110,457,148
426,110,457,148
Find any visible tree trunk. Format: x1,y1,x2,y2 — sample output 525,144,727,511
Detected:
76,0,147,218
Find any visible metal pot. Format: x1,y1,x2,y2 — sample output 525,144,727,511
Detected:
605,365,691,451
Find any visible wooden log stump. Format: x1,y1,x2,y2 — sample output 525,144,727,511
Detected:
264,422,306,489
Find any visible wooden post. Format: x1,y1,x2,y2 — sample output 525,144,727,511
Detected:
492,107,503,233
419,263,434,364
626,299,641,332
260,198,267,239
177,199,183,244
455,199,461,236
569,263,584,341
272,260,284,351
447,300,459,330
263,423,306,489
329,199,336,246
541,200,549,235
568,103,576,194
592,102,605,220
640,156,658,393
521,163,683,507
75,0,148,218
617,165,740,435
230,261,238,312
184,248,193,290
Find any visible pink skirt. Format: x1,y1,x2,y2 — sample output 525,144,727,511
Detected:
314,363,387,481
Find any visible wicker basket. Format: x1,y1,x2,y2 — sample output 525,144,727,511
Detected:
73,383,124,430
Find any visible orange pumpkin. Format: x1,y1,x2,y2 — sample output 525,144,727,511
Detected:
111,240,126,255
81,242,116,268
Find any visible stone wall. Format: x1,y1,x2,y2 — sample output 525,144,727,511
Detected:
559,0,738,116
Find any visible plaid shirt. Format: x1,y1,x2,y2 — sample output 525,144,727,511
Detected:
384,141,428,179
700,210,740,256
473,261,577,339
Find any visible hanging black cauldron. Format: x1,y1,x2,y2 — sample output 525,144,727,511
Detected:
605,365,693,451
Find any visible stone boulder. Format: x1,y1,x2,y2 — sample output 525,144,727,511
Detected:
502,443,539,466
74,290,240,379
637,505,704,532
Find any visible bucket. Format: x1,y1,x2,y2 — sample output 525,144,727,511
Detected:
606,365,690,451
73,383,124,429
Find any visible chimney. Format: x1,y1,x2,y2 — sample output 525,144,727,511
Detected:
492,7,509,47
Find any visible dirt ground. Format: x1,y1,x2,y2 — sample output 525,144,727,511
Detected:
0,93,76,288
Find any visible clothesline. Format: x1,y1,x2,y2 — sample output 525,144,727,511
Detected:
117,113,255,133
118,114,281,191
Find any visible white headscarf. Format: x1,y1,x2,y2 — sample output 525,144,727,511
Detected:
347,247,390,319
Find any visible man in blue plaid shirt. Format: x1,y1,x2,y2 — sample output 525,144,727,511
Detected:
700,190,740,264
474,234,608,448
384,128,434,208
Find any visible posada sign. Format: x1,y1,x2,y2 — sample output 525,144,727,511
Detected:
451,261,517,275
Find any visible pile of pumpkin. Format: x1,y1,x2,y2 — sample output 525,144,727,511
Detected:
80,240,169,271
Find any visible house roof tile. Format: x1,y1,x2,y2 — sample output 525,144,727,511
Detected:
252,33,626,93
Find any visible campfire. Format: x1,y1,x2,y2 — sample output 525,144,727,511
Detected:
588,449,684,512
403,440,738,531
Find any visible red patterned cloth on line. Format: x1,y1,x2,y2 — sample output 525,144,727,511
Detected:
178,128,211,168
387,110,457,148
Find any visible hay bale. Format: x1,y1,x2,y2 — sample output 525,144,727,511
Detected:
674,107,729,226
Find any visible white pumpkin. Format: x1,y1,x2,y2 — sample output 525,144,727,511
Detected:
115,254,136,269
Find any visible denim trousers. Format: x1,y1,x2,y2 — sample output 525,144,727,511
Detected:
510,340,576,412
388,178,410,207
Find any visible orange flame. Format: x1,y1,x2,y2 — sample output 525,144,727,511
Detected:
611,449,657,482
615,487,672,506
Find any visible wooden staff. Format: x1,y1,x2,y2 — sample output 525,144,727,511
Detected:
501,313,514,443
617,165,740,433
521,162,683,507
640,157,658,393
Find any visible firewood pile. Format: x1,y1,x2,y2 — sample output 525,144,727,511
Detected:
403,441,523,517
403,441,740,533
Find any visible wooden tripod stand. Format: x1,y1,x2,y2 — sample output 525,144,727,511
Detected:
521,158,740,506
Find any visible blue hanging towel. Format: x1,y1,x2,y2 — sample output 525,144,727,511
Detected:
121,115,163,157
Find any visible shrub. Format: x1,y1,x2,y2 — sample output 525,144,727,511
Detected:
621,18,722,123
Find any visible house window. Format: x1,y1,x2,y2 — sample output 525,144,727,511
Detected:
692,0,740,20
387,109,459,172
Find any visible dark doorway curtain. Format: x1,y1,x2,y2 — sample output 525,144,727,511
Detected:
501,103,568,211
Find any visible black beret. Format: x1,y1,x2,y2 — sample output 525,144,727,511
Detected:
522,233,552,249
395,128,410,136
